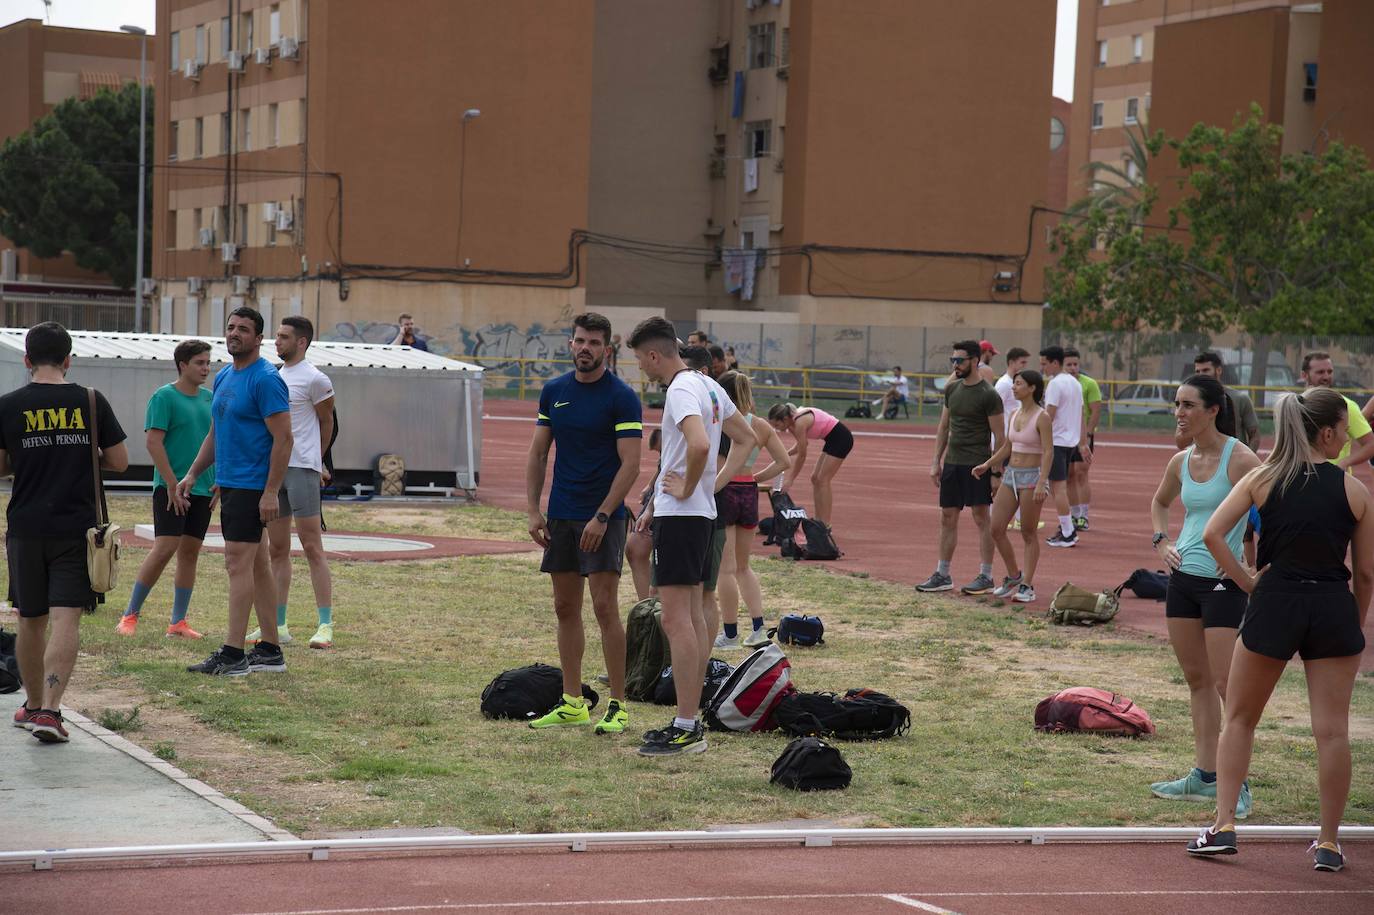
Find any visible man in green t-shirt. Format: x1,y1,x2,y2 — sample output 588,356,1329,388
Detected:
115,340,217,639
918,340,1004,596
1064,347,1101,531
1302,351,1374,470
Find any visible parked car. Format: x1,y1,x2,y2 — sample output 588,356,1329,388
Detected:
1108,380,1176,415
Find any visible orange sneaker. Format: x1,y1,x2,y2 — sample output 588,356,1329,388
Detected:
115,614,138,636
165,619,204,640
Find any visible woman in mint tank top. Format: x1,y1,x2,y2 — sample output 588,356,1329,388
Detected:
1147,375,1260,814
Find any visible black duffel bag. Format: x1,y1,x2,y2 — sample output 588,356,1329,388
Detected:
770,736,852,791
480,663,599,721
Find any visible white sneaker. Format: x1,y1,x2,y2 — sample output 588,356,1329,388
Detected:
713,632,741,650
743,627,772,649
1013,584,1036,603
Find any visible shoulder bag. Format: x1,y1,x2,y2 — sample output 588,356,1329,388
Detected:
85,388,120,593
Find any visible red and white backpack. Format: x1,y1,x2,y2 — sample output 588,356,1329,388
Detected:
1034,687,1156,737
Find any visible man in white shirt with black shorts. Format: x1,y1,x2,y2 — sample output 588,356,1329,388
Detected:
628,317,753,757
1041,345,1087,548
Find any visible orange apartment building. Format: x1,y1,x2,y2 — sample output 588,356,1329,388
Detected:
0,20,146,327
152,1,1056,354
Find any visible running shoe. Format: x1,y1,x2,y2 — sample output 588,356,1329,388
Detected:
528,697,590,729
593,700,628,735
114,613,138,636
1013,584,1037,603
743,627,772,649
1046,529,1078,548
1185,824,1237,856
13,704,39,730
246,626,292,645
960,573,996,595
28,709,70,743
186,648,250,676
1073,516,1089,532
308,623,334,650
165,619,204,640
1310,841,1344,872
916,572,953,592
991,574,1023,598
245,643,287,673
638,721,707,756
1236,781,1252,820
713,632,742,650
1151,768,1216,803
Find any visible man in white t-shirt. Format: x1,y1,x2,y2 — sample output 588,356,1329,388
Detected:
260,316,338,649
1040,345,1087,548
995,347,1029,427
628,317,753,757
879,366,909,419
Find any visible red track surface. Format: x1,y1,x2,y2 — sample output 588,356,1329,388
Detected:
10,841,1373,914
481,403,1374,670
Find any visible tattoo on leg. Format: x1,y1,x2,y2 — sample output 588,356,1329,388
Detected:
46,673,60,688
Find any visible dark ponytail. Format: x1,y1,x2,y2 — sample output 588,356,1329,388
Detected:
1181,374,1235,439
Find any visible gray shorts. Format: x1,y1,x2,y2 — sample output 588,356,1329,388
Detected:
281,467,322,518
1005,466,1041,491
541,518,628,577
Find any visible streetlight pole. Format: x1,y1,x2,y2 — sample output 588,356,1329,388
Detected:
456,108,480,266
121,25,148,333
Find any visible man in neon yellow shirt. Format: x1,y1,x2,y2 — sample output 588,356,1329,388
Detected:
1064,347,1101,531
1302,352,1374,470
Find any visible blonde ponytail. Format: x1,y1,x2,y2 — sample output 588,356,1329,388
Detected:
1252,388,1346,496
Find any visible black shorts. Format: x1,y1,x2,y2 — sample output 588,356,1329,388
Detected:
821,423,855,459
152,486,214,540
540,517,627,577
939,463,992,509
219,486,289,543
6,535,95,617
651,515,714,587
1049,445,1074,481
1165,569,1247,629
1240,579,1366,661
1067,434,1095,464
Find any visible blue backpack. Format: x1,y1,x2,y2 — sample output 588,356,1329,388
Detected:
774,614,825,647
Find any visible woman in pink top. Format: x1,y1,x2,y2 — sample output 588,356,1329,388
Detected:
767,403,854,525
973,370,1053,602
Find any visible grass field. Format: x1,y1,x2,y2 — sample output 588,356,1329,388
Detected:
17,497,1374,838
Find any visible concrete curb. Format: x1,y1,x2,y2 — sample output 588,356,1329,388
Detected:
61,707,296,843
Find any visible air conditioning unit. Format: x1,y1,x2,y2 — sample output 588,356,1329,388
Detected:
197,227,215,247
220,242,239,264
226,50,245,72
255,46,273,65
274,208,293,231
260,202,277,223
186,277,203,293
139,277,157,296
233,275,251,294
278,37,299,60
183,59,201,81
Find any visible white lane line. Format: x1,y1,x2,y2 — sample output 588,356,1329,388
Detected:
882,895,958,913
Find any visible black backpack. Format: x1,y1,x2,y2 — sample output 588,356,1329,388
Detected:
770,736,852,791
844,403,872,419
764,490,808,549
774,613,825,647
1116,568,1169,601
774,688,912,741
651,658,734,707
0,628,20,695
798,518,841,560
479,663,598,721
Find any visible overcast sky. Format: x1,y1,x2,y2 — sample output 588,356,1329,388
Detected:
3,0,1081,100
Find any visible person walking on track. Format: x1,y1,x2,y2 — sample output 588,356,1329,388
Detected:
972,369,1052,603
1186,388,1372,873
767,402,853,528
1148,375,1259,818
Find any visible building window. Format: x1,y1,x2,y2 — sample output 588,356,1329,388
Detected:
221,16,231,57
780,27,790,67
167,210,177,248
1303,62,1318,102
1132,34,1143,62
170,31,180,69
745,119,771,157
239,108,252,152
240,11,253,51
237,203,248,247
1050,116,1065,151
195,24,206,64
1097,40,1107,67
269,103,280,147
194,117,204,157
270,4,282,44
267,212,277,247
218,207,229,242
1125,97,1139,124
220,112,230,154
169,121,179,160
192,208,203,245
1092,102,1104,129
748,22,776,69
1125,157,1141,182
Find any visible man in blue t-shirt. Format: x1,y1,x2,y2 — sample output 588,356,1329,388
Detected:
177,306,293,677
525,313,643,735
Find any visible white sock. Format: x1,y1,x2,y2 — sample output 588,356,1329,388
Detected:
673,716,697,731
1059,515,1073,537
1071,504,1083,518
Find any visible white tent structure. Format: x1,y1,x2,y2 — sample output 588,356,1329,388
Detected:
0,330,483,497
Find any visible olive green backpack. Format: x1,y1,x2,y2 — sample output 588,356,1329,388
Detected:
1047,582,1120,626
624,597,672,701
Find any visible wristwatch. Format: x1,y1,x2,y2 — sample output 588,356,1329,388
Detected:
595,511,609,524
1152,531,1167,547
990,470,1002,478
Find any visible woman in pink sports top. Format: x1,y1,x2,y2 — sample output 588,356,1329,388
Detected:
767,403,854,525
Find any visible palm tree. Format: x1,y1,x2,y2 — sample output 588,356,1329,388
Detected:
1067,121,1155,222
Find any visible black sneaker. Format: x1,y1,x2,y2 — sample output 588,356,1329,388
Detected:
1310,841,1344,872
1186,825,1237,856
1046,529,1078,548
246,643,287,673
637,721,707,757
187,647,250,676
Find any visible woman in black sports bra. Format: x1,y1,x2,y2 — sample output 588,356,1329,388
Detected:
1186,388,1373,872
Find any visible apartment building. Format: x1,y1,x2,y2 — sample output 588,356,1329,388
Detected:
152,1,1056,351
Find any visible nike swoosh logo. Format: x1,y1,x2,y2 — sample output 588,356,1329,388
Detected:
554,401,571,408
557,710,579,719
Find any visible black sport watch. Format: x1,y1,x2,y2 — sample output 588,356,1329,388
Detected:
595,511,610,524
1152,531,1167,547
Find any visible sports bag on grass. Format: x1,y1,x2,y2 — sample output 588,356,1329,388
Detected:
1115,568,1169,601
764,490,807,547
85,387,120,594
624,597,672,702
652,658,734,707
479,663,598,720
770,736,852,791
1047,582,1119,626
1034,686,1155,737
798,518,842,560
774,688,911,741
773,613,825,647
704,642,795,732
844,402,872,419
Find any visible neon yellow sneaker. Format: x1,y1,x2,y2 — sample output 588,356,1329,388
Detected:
247,626,292,645
593,700,628,735
529,696,590,729
308,623,333,649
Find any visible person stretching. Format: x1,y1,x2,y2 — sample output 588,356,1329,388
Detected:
767,403,853,527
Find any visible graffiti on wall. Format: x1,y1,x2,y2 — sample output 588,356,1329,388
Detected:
324,320,447,354
459,322,572,378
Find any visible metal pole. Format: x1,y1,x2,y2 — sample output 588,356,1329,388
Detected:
134,32,147,332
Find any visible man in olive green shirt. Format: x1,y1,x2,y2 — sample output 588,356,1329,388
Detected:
918,340,1004,596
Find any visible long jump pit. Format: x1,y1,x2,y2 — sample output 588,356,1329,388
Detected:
125,525,534,562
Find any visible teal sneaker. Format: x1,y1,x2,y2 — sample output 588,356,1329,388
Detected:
1235,780,1252,820
1150,768,1216,802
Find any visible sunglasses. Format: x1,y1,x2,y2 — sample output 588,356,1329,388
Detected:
949,356,970,365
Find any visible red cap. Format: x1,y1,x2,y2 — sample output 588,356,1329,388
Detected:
980,340,998,355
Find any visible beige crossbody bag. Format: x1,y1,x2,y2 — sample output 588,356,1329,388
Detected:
85,387,120,593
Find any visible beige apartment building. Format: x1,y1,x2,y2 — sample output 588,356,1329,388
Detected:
152,1,1056,356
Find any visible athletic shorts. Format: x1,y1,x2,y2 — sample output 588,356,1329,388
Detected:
1067,434,1096,464
540,517,627,577
6,535,95,617
939,463,992,509
220,486,289,543
650,516,714,587
821,423,855,459
704,526,727,592
1004,465,1041,491
152,486,213,540
281,467,323,518
718,480,760,529
1240,579,1366,661
1165,569,1247,629
1049,445,1074,482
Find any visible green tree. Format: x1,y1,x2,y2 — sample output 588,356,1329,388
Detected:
1066,121,1157,223
0,81,151,289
